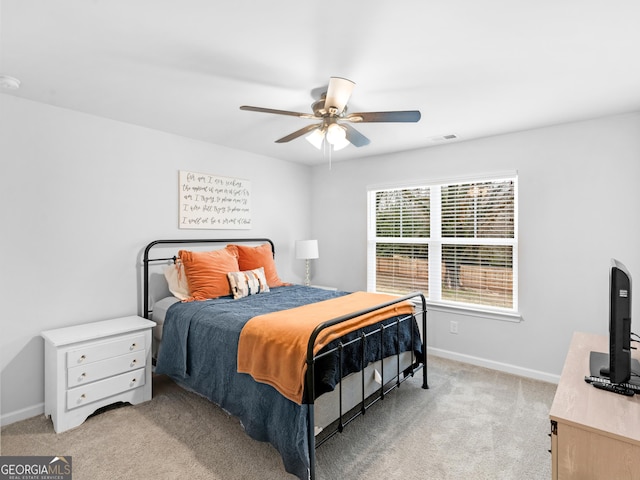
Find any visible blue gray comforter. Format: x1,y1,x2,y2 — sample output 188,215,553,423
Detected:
155,285,422,479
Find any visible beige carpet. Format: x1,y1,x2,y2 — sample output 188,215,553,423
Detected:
0,356,556,479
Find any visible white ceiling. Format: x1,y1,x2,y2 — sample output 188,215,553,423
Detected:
2,0,640,165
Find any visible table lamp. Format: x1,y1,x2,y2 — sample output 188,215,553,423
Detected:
295,240,319,286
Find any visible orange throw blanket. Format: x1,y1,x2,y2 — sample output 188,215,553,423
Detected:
237,292,415,404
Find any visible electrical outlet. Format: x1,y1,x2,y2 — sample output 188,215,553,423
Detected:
449,321,459,334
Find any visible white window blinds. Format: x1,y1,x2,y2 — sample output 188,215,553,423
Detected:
368,176,517,312
372,188,430,296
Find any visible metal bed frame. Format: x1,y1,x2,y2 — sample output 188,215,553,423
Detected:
142,238,428,480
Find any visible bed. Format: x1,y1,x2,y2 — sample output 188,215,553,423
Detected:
142,238,428,479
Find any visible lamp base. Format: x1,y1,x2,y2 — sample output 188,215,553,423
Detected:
304,259,311,286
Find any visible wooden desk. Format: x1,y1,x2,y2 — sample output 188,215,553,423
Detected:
549,332,640,480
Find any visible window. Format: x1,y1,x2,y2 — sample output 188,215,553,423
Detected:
368,175,517,313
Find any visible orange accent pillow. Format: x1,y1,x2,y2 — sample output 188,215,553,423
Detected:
179,247,240,301
228,243,286,288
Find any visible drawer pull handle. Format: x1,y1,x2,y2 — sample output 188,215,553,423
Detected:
79,355,86,362
131,359,137,366
80,394,86,400
130,343,137,350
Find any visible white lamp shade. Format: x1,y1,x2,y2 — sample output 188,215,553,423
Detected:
306,126,350,151
325,123,346,145
295,239,319,260
305,129,325,149
330,133,350,151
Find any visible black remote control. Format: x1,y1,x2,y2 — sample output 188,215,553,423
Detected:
584,375,640,393
592,382,635,396
584,375,605,384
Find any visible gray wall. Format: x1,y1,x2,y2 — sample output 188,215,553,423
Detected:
310,112,640,381
0,95,312,424
2,92,640,425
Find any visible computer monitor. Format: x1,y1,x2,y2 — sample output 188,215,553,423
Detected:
607,259,632,384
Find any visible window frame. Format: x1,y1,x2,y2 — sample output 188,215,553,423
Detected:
367,173,520,321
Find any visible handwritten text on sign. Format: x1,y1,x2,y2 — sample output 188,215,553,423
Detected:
179,171,251,229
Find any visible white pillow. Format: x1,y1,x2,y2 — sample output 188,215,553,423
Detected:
163,260,190,301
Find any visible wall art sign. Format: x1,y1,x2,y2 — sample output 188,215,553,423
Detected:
179,170,251,229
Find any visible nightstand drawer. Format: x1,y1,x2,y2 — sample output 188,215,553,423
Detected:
66,333,146,367
67,351,146,388
66,367,146,410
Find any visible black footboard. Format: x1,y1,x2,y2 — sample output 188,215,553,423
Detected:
305,292,428,480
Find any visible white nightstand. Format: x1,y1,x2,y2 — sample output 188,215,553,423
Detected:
41,316,155,433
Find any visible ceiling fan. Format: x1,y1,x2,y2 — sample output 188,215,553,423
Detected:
240,77,421,151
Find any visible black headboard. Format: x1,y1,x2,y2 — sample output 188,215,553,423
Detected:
142,238,275,320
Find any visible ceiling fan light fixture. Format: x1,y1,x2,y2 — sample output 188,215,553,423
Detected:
306,128,325,149
326,123,346,144
306,126,350,151
330,133,350,151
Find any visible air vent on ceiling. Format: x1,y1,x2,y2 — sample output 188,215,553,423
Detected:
428,134,458,142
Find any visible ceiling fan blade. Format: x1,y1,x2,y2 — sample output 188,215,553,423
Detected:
343,124,370,147
275,124,321,143
240,105,316,119
346,110,421,123
324,77,355,115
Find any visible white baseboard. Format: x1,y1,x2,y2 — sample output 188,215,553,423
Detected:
1,402,44,427
427,347,560,384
